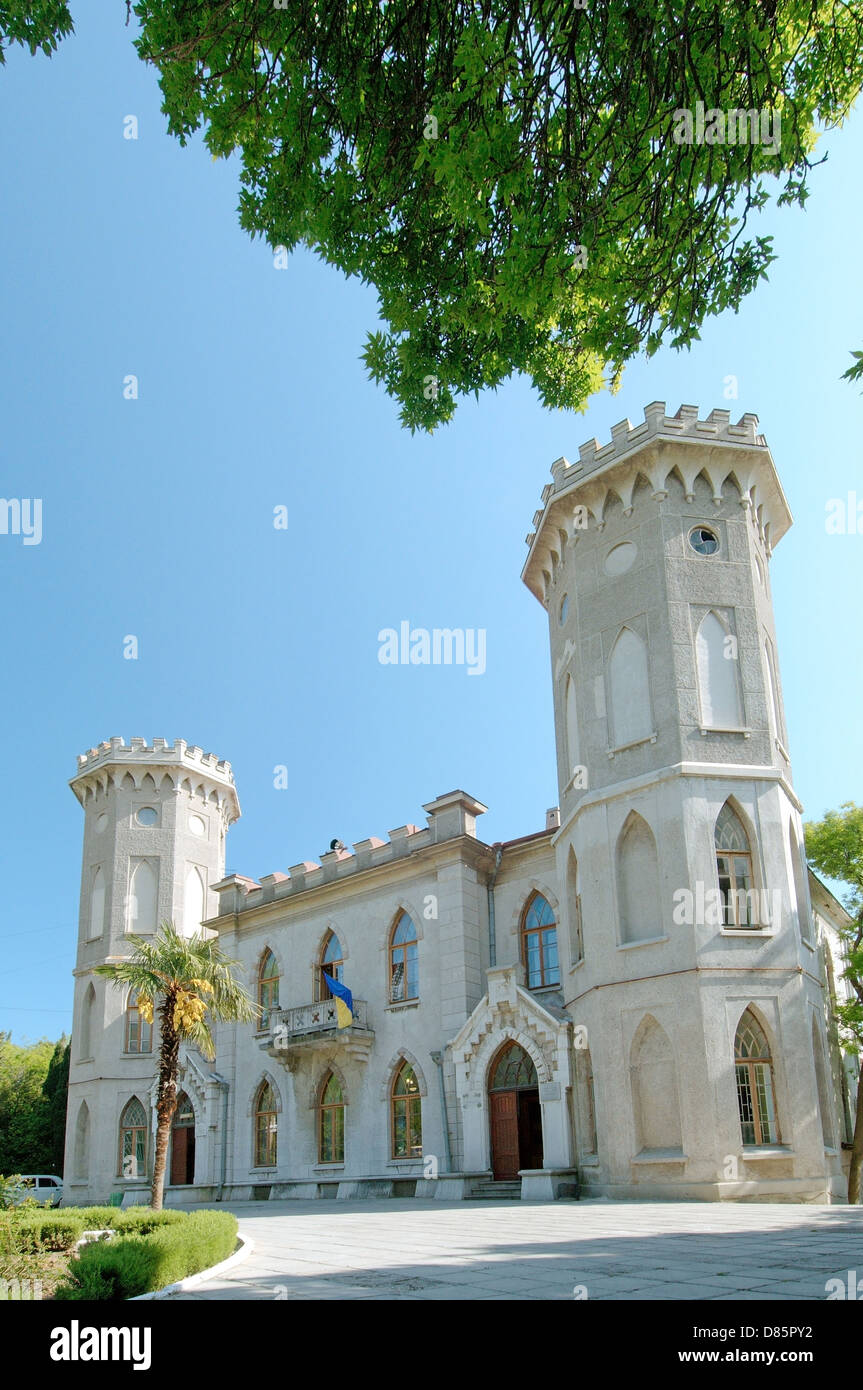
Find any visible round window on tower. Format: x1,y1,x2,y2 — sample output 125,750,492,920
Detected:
136,806,158,827
688,526,719,556
559,594,569,625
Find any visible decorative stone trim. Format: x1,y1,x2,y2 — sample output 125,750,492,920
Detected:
247,1070,283,1116
378,1049,429,1100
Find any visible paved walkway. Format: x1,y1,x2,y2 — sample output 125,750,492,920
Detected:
169,1199,863,1301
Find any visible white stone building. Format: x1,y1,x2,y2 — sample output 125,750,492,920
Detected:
63,403,858,1205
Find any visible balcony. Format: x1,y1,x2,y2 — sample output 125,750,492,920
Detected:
262,1000,374,1067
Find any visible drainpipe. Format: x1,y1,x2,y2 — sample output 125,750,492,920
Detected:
487,843,503,968
430,1051,452,1175
209,1072,229,1201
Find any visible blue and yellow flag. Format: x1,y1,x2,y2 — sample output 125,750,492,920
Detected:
323,973,354,1029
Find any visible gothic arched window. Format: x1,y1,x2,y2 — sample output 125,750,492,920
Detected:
253,1080,278,1167
734,1010,779,1146
389,912,418,1002
317,932,344,1001
258,949,280,1029
715,803,755,929
318,1072,345,1164
124,988,153,1054
391,1061,422,1159
520,893,559,988
119,1097,148,1179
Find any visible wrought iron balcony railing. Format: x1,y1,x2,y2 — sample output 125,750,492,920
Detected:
263,1000,373,1062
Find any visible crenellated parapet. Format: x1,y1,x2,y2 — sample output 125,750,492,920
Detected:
70,737,240,823
522,402,792,605
212,789,487,915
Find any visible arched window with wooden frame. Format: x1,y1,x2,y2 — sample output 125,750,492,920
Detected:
253,1080,278,1168
734,1009,779,1146
118,1096,148,1179
520,892,560,988
258,949,280,1029
317,931,344,1001
391,1060,422,1159
318,1071,345,1164
715,802,756,929
389,912,418,1002
124,988,153,1055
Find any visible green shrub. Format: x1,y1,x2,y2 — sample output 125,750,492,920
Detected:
54,1210,238,1300
73,1207,119,1227
0,1218,34,1284
0,1176,23,1211
12,1211,87,1251
111,1208,185,1236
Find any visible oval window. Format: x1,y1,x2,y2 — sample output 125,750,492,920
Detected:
188,814,207,837
559,594,570,625
95,813,108,833
604,541,637,576
136,807,158,827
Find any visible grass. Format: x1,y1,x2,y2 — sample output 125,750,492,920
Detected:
0,1202,238,1300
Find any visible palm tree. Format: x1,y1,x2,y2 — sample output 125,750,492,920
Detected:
96,922,258,1210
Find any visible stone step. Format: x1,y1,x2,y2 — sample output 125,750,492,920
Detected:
471,1181,522,1200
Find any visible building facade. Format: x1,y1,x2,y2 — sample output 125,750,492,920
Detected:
63,403,857,1205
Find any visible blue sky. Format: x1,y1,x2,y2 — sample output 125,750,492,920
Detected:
1,2,861,1042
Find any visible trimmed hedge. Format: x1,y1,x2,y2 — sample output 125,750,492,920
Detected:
2,1205,186,1253
54,1210,238,1300
8,1211,87,1251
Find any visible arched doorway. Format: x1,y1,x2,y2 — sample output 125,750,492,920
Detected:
170,1092,196,1186
488,1041,543,1179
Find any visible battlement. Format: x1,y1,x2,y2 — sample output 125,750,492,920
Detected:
70,737,240,821
562,402,764,483
522,402,791,605
212,790,488,916
74,737,233,778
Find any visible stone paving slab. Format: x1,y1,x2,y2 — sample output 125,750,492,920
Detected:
165,1198,863,1302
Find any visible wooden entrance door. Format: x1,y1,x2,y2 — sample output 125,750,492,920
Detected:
489,1090,520,1179
170,1124,195,1185
518,1089,543,1171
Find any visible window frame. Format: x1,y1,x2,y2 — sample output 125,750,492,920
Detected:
520,892,560,989
118,1098,148,1180
257,949,280,1030
316,932,344,1002
124,988,153,1055
390,1060,422,1160
734,1011,780,1147
714,804,759,931
389,912,419,1003
253,1081,278,1168
318,1071,345,1165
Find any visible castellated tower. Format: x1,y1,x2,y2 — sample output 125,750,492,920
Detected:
62,738,240,1204
523,403,845,1201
